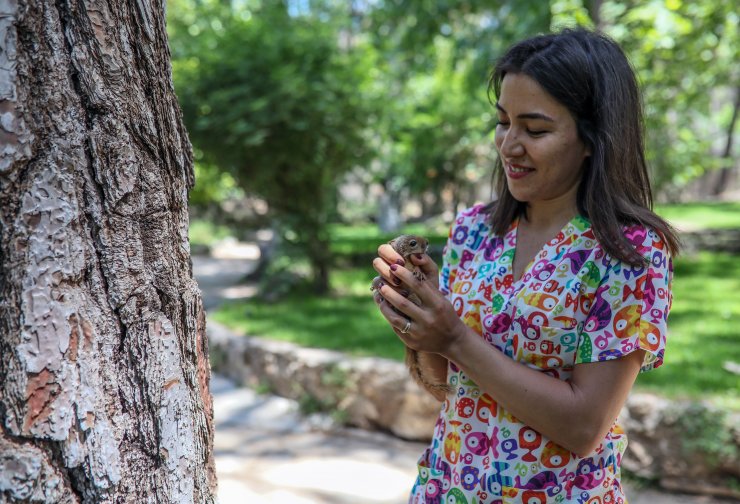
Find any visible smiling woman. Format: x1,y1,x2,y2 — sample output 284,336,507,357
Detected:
494,75,589,206
371,28,682,504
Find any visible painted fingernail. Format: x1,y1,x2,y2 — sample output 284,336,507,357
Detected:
396,258,406,266
390,264,398,271
415,254,423,260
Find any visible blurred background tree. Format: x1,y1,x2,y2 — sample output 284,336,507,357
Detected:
169,0,739,294
170,0,375,293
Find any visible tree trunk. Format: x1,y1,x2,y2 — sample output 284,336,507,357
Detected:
588,0,604,29
0,1,216,502
712,85,740,196
377,188,402,234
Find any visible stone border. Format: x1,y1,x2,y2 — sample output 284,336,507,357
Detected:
208,321,740,499
208,321,441,440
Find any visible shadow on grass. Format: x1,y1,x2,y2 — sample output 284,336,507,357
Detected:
673,251,740,277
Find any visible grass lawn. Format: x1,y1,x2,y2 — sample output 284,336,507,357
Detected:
328,222,449,257
212,267,403,360
655,201,740,231
211,250,740,409
635,251,740,408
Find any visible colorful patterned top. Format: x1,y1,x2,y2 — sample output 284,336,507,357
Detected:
409,204,673,504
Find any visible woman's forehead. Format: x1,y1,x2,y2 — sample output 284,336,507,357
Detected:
497,73,571,119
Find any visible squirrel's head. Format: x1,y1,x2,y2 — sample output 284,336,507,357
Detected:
390,235,429,255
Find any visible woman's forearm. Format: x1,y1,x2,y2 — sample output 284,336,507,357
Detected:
441,326,641,456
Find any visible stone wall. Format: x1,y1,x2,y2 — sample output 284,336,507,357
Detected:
681,229,740,254
208,322,740,499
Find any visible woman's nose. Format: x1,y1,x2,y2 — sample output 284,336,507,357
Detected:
498,129,525,158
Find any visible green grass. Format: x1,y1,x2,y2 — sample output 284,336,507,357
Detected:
189,219,235,247
328,222,449,257
212,268,405,360
655,201,740,231
635,251,740,408
211,250,739,408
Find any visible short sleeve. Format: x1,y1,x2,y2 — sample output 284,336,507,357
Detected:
439,205,485,297
576,226,674,372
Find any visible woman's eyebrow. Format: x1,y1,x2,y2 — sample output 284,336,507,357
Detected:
495,103,555,122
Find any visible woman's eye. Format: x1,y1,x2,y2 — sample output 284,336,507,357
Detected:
527,129,547,136
495,121,510,128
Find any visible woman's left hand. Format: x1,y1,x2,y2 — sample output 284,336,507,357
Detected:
373,262,468,355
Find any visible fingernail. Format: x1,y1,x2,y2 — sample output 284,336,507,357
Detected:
396,258,406,266
390,264,398,271
415,254,423,260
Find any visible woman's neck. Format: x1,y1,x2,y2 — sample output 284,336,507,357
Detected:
522,200,578,231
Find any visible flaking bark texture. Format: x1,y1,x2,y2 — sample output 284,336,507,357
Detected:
0,1,216,502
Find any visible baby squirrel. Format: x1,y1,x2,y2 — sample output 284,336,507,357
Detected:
372,234,452,398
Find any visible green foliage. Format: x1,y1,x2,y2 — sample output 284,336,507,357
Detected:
189,219,235,247
188,160,243,207
170,0,374,292
601,0,739,190
672,402,738,467
362,1,551,215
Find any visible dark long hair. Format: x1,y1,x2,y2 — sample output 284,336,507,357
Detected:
485,28,680,265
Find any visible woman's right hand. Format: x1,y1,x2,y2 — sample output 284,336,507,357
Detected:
372,243,440,292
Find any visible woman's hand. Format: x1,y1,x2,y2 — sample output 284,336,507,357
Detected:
372,242,440,291
372,256,469,355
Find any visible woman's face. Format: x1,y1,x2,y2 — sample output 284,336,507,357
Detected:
494,73,590,209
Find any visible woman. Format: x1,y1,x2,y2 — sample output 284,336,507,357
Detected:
372,28,679,504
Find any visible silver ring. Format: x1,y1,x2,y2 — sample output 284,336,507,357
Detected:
401,319,412,334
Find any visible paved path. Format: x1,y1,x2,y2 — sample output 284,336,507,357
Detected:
193,245,731,503
210,374,729,504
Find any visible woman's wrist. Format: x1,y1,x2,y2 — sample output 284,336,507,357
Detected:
439,320,475,360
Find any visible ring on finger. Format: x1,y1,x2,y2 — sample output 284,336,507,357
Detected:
401,319,412,334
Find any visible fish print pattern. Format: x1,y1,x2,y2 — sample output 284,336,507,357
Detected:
409,204,673,503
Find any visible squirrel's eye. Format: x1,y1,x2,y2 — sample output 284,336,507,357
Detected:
410,240,417,247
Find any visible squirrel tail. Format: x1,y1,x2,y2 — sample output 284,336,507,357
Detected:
405,348,452,400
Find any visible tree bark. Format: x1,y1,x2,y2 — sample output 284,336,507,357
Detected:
0,1,216,502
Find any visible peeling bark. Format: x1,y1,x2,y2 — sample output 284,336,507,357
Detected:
0,1,216,502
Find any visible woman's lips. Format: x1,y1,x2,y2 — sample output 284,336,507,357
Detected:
506,163,535,179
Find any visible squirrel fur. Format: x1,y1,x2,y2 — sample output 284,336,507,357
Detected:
372,234,452,399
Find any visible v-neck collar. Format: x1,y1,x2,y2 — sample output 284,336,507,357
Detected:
507,214,585,285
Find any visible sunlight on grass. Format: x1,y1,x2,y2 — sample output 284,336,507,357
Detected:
656,201,740,230
211,268,406,361
635,251,740,408
329,223,448,257
210,238,739,408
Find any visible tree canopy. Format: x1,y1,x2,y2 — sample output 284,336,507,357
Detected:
170,1,374,292
169,0,739,292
